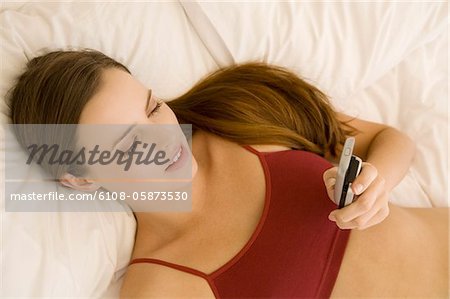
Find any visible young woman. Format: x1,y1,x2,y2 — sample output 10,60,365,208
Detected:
7,50,448,298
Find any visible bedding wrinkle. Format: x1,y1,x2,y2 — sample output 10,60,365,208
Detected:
179,1,234,67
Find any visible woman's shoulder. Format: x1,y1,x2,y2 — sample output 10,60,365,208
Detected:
194,129,292,153
249,144,291,152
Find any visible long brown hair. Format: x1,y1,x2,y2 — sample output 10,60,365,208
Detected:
7,50,358,178
167,62,358,159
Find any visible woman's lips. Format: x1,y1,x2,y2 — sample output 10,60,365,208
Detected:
165,144,188,172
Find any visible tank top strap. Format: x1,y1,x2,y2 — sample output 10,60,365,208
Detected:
241,144,262,156
128,258,220,297
129,258,209,279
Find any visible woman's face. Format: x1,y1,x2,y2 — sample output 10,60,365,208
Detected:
76,68,197,197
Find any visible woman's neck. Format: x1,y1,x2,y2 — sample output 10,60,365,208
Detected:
132,130,218,254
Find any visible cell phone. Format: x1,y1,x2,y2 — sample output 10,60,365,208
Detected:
334,137,363,209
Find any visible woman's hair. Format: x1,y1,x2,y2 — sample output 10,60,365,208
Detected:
167,63,359,159
7,49,358,178
8,49,130,124
6,49,130,178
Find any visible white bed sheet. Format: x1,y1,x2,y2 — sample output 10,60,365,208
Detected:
0,1,448,298
345,29,448,208
192,1,447,108
183,1,448,207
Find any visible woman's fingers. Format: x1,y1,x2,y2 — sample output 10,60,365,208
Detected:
330,203,390,230
324,162,391,231
323,166,337,182
355,204,390,230
329,175,386,223
323,167,338,203
329,190,390,230
350,162,378,195
352,190,389,226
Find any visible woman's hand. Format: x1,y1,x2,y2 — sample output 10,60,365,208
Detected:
322,162,390,230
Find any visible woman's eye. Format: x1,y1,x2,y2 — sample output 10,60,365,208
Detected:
147,100,163,117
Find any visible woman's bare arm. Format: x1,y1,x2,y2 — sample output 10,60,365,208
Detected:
324,112,416,230
335,112,416,192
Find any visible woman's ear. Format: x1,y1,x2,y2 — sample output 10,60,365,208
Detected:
59,172,100,192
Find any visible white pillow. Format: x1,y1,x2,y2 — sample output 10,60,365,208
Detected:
0,1,219,123
0,1,217,297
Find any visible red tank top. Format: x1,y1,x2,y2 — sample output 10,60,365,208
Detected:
129,145,351,298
